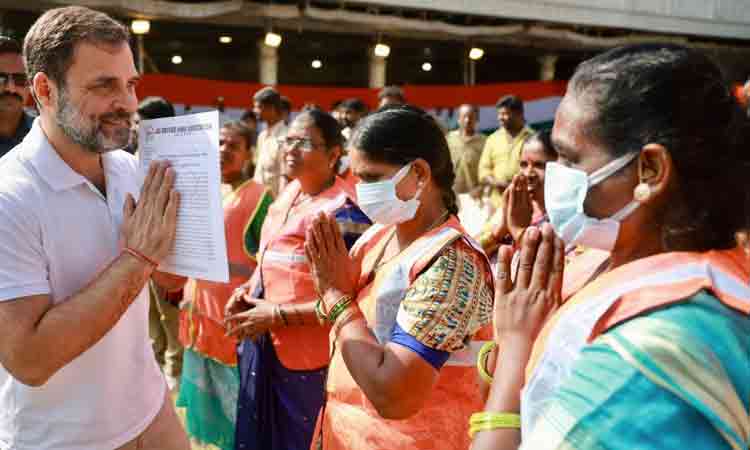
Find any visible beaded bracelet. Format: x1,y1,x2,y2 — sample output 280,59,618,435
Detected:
476,341,498,384
468,412,521,438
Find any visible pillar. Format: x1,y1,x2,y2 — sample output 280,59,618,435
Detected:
369,50,387,89
259,41,279,86
538,54,558,81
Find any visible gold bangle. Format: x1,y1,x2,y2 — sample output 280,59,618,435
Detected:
476,341,497,384
314,299,327,325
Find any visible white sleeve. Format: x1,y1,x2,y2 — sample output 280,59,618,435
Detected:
0,188,50,302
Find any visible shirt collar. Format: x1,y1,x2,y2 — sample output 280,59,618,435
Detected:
500,125,532,140
22,119,89,192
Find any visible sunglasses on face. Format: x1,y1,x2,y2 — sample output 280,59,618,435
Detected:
0,72,28,87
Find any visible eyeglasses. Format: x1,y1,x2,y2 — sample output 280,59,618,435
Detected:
0,72,28,87
277,136,322,152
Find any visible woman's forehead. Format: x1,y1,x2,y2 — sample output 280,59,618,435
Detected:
521,141,550,160
553,95,595,154
349,148,397,174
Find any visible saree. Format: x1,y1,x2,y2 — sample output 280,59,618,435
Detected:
177,180,272,450
234,177,370,450
317,217,494,450
521,248,750,450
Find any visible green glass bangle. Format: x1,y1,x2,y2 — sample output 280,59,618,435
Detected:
327,296,353,323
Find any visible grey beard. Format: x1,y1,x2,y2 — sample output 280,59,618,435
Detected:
55,88,129,154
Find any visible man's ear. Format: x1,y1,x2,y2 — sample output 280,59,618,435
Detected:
32,72,56,110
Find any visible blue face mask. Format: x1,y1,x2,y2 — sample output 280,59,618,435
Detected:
544,151,640,251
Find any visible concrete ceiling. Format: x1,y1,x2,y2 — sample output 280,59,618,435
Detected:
1,0,749,54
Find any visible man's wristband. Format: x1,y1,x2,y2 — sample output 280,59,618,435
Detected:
123,247,158,269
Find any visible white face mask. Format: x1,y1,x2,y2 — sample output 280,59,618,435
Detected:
356,163,422,225
544,151,640,251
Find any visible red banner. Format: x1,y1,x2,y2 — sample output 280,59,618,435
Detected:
136,73,568,110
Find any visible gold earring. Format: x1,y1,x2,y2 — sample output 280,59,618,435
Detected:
634,183,651,202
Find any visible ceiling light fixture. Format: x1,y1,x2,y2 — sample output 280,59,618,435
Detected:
469,47,485,60
131,19,150,35
374,43,390,58
264,31,282,48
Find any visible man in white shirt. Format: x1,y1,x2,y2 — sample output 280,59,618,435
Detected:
252,86,288,197
0,6,189,450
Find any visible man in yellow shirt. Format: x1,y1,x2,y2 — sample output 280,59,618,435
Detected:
446,104,486,195
478,95,534,210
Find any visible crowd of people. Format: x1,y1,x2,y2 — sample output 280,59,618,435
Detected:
0,5,747,450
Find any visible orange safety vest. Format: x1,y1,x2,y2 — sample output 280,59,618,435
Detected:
318,216,494,450
522,247,750,435
250,176,358,371
338,166,360,190
179,180,269,366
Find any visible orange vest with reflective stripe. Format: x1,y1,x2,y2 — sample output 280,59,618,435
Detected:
252,177,357,370
179,180,268,365
521,247,750,434
319,216,494,450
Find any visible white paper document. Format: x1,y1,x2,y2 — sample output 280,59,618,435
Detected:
138,111,229,283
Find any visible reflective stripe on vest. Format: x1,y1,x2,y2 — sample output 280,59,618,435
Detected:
262,250,307,265
522,249,750,436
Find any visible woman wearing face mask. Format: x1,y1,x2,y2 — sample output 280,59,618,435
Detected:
224,109,371,450
498,130,611,298
470,44,750,450
479,130,557,257
304,106,494,450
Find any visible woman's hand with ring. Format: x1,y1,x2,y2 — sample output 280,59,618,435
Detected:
493,223,564,347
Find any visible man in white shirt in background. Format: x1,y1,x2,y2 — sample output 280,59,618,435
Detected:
0,6,189,450
252,86,288,197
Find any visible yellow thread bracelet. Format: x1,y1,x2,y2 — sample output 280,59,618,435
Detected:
468,412,521,438
476,341,497,384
